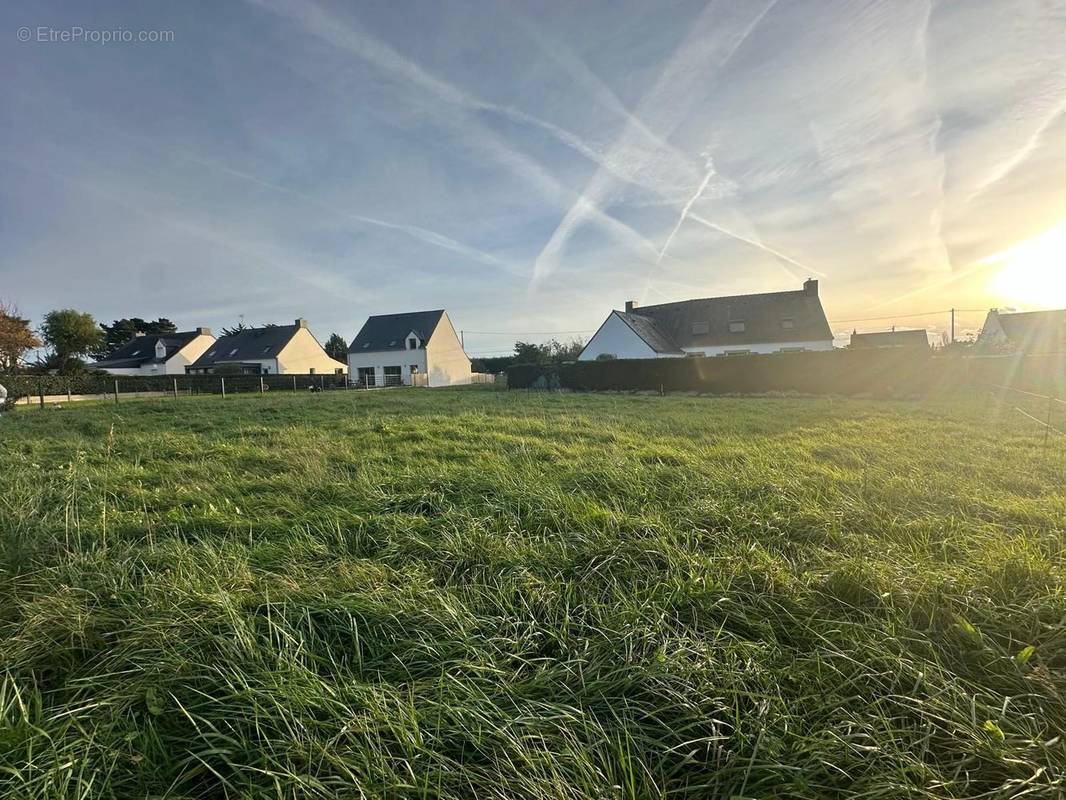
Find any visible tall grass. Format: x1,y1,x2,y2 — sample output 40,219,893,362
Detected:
1,388,1064,798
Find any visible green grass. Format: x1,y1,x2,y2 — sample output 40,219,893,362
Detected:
1,387,1064,799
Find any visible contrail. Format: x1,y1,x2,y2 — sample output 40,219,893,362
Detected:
688,214,826,279
654,156,718,267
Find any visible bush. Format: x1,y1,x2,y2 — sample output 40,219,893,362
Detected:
506,350,1066,397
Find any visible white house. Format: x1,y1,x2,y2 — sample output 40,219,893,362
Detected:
979,308,1066,354
89,328,215,375
347,310,472,387
579,280,835,360
186,319,347,375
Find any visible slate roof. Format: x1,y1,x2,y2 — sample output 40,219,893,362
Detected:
615,284,833,353
615,312,684,355
993,309,1066,353
190,324,300,367
850,329,929,349
349,310,446,353
91,330,204,369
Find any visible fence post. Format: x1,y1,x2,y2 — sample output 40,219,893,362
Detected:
38,379,44,409
292,375,297,394
260,376,265,394
114,380,119,404
67,383,72,403
173,378,178,399
221,377,226,399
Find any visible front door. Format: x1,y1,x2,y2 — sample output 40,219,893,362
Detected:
357,367,376,387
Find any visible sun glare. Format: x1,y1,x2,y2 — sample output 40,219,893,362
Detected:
984,223,1066,308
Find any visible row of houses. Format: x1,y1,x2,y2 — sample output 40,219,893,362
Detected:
88,283,1066,384
89,312,476,387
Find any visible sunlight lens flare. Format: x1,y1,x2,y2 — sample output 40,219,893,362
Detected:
984,223,1066,308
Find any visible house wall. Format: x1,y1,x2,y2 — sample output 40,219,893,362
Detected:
682,339,835,357
578,313,662,361
277,328,348,374
424,312,472,387
163,333,215,374
348,346,428,386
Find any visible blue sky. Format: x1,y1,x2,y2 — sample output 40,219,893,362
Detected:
3,0,1065,355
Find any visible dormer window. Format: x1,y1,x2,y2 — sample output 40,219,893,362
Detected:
728,320,746,333
408,337,418,349
155,342,167,358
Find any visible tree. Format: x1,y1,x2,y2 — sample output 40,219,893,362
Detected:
0,300,41,371
324,332,348,362
221,320,249,337
41,309,104,373
513,338,585,365
97,317,177,357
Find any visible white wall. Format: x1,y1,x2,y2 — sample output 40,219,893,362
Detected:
348,345,427,386
578,313,661,360
163,333,215,374
424,312,472,387
277,327,348,374
682,339,835,357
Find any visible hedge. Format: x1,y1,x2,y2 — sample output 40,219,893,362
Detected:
0,372,348,403
506,350,1066,398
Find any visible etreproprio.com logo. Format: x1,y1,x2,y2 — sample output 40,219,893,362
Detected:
17,26,175,44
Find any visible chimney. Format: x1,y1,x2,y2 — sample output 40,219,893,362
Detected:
803,278,818,297
295,318,308,328
624,300,636,313
196,327,211,335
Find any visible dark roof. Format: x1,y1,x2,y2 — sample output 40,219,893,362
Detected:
850,329,929,349
349,310,445,353
615,312,684,354
619,285,833,353
91,330,203,369
190,324,301,367
994,310,1066,353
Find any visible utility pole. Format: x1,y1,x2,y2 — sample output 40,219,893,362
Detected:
950,308,956,345
460,330,465,348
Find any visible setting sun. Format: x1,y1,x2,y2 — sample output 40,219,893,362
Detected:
984,222,1066,308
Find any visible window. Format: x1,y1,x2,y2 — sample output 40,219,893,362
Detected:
206,350,217,357
383,365,402,386
228,348,239,357
728,320,746,333
691,321,709,335
362,342,370,349
781,318,795,330
779,346,806,353
262,345,272,354
723,349,751,356
357,367,376,387
335,368,344,375
685,352,706,358
409,364,419,373
309,368,316,375
388,340,397,347
408,337,418,349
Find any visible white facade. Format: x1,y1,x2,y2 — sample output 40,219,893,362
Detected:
681,340,834,357
276,328,347,374
578,313,666,360
93,332,215,376
348,312,471,387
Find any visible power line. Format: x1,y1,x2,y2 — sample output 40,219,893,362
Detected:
461,329,595,335
828,308,986,324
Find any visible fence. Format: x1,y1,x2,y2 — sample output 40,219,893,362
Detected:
2,372,347,407
506,350,1066,399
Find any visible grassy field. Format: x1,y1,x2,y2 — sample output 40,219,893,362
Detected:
1,387,1064,799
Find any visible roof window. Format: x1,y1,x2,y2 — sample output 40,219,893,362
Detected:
691,321,709,335
728,320,746,333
